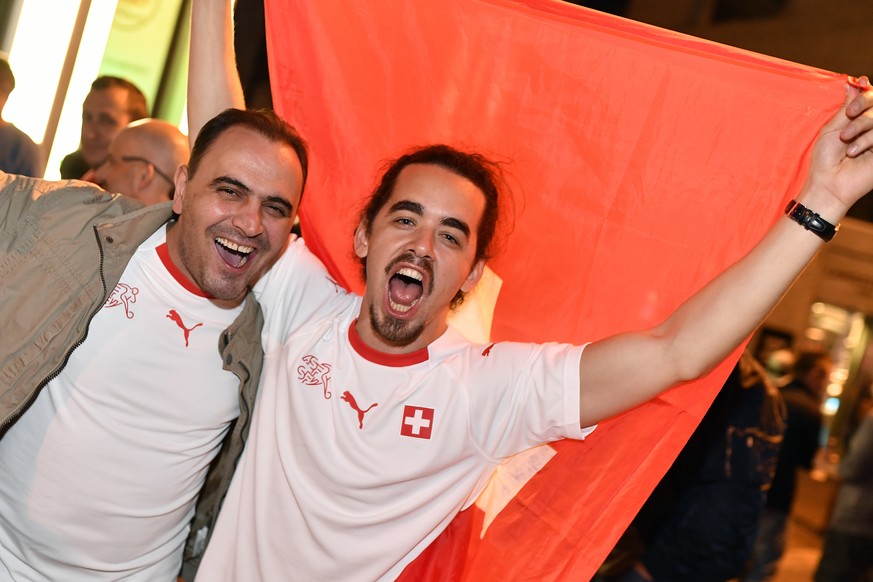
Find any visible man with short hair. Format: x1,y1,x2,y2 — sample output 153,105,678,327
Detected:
92,118,190,205
187,1,873,579
0,107,310,580
60,76,149,179
0,56,41,177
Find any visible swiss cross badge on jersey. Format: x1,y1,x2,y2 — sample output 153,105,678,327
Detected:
400,405,434,440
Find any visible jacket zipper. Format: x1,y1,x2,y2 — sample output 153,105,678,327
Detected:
0,228,109,435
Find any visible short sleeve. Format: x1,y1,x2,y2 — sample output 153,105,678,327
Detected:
254,238,356,348
466,341,594,460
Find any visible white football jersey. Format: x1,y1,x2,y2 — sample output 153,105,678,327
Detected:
198,240,593,581
0,225,244,581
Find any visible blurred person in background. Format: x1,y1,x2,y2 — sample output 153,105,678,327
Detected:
764,348,796,389
814,384,873,582
744,350,832,581
61,76,148,180
92,118,189,205
0,56,42,177
594,350,786,582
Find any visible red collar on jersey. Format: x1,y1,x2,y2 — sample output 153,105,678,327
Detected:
348,320,429,367
156,243,213,299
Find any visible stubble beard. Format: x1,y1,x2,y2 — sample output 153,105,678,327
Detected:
368,302,425,347
175,227,251,304
205,271,249,303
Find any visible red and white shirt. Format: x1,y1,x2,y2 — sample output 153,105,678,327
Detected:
0,225,244,581
197,240,593,581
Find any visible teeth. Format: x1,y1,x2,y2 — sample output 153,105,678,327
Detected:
216,237,254,254
389,298,418,313
396,267,423,282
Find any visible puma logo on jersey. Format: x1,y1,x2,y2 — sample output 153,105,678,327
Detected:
104,283,139,319
341,391,378,429
482,343,495,357
166,309,203,347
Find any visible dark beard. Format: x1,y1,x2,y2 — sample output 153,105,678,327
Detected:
368,302,425,347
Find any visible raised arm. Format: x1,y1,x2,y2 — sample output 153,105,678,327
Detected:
578,82,873,427
188,0,246,148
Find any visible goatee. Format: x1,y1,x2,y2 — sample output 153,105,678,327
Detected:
368,302,425,347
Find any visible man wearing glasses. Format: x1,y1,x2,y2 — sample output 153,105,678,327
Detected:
92,118,189,205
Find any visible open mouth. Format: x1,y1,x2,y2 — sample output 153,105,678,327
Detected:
388,267,425,314
215,236,255,268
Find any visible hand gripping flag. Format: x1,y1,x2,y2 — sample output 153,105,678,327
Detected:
263,0,846,579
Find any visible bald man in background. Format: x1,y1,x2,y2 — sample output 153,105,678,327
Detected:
92,118,189,205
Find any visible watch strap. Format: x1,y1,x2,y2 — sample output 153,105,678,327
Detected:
784,200,839,242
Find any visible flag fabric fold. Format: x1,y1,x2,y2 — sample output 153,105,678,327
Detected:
263,0,845,578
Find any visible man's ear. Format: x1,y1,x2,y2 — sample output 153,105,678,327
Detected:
171,165,189,214
461,259,485,293
133,163,154,192
353,221,369,259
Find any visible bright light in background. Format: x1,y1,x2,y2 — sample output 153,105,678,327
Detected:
45,0,119,179
179,101,188,136
805,327,827,342
5,1,82,143
823,397,840,416
6,0,119,179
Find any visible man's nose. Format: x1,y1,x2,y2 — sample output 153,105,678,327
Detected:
82,120,98,140
233,201,264,236
409,229,434,259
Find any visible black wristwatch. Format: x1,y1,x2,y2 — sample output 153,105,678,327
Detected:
784,200,839,242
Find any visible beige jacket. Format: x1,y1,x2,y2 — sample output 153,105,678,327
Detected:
0,172,263,576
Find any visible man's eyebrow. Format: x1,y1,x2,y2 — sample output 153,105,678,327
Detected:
211,176,250,192
441,217,470,238
389,200,423,215
389,199,470,237
211,176,294,213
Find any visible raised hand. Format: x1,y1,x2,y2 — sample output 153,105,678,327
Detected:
803,77,873,215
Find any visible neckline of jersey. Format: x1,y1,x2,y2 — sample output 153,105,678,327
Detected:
347,320,429,367
156,243,213,298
